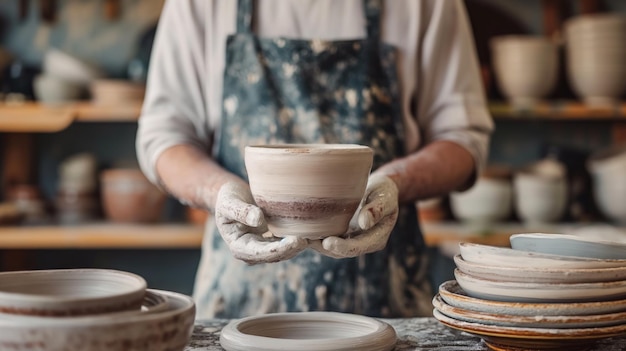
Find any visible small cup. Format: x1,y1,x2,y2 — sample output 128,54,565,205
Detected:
245,144,373,239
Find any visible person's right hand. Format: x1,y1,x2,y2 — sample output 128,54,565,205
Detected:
214,182,309,264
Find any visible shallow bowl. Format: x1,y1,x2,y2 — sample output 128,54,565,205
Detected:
245,144,373,239
0,269,146,316
510,233,626,259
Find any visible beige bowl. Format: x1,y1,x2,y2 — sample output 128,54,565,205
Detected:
90,79,146,105
0,289,195,351
100,169,166,223
244,144,373,239
0,269,146,316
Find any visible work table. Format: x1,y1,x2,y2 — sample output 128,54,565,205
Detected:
186,317,626,350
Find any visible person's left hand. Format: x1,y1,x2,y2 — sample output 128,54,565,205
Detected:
309,174,399,258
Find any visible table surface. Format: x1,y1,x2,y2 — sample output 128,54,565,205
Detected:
186,317,626,350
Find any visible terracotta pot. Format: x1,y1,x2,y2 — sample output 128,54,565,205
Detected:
244,144,373,239
100,169,165,223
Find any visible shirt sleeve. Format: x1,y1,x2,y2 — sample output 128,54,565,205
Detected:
415,0,494,178
136,0,210,186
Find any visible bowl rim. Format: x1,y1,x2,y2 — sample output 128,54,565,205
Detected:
245,144,372,154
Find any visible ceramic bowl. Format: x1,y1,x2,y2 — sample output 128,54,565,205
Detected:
459,242,626,269
0,289,195,351
454,254,626,284
43,49,103,84
0,269,146,316
450,177,512,223
34,74,84,104
433,293,626,329
100,169,166,223
244,144,373,239
90,79,145,105
513,171,567,224
510,233,626,260
454,269,626,303
220,312,396,351
490,36,558,107
588,147,626,224
438,280,626,317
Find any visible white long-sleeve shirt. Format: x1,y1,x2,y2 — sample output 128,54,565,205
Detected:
137,0,493,186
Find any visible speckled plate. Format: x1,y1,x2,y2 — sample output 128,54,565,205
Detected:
433,294,626,329
219,312,397,351
510,233,626,260
438,280,626,316
455,269,626,303
454,254,626,284
434,308,626,351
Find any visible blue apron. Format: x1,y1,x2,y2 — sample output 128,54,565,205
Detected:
198,0,431,318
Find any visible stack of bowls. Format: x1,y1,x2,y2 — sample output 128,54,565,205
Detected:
490,35,558,107
514,159,568,224
587,146,626,224
0,269,195,350
434,233,626,350
565,14,626,106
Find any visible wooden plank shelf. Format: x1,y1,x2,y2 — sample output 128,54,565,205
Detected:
490,101,626,120
0,223,203,249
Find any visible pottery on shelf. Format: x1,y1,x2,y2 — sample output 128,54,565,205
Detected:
513,163,568,224
244,144,373,239
587,146,626,224
450,176,513,224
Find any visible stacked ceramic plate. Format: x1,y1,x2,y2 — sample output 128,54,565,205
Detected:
434,233,626,350
564,14,626,106
0,269,195,351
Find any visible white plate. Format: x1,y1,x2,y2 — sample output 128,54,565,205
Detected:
459,242,626,269
433,308,626,351
439,280,626,316
454,254,626,283
455,269,626,303
510,233,626,259
433,293,626,329
219,312,397,351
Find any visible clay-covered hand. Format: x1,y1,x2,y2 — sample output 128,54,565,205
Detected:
309,174,399,259
215,182,308,264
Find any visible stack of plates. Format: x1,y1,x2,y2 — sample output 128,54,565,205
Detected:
433,233,626,350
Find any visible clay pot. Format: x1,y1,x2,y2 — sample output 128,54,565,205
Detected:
100,169,165,223
244,144,373,239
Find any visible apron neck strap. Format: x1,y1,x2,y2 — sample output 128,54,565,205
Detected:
236,0,383,39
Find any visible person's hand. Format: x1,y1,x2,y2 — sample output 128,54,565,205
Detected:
309,174,399,258
215,182,308,264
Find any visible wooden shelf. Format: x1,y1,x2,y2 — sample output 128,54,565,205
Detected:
74,102,142,122
0,223,203,249
490,101,626,120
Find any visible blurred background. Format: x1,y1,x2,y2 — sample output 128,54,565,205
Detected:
0,0,624,296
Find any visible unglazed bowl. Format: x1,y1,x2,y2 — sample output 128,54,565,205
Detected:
244,144,373,239
0,269,146,316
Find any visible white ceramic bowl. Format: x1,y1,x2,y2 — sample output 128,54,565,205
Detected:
454,254,626,284
0,289,195,351
90,79,145,105
513,172,567,224
0,269,146,316
490,36,558,107
588,147,626,224
34,75,84,104
43,49,103,84
450,178,512,223
459,242,626,269
220,312,396,351
244,144,373,239
439,280,626,317
510,233,626,260
454,269,626,302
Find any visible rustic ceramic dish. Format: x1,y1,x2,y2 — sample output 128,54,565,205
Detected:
439,280,626,317
510,233,626,259
455,269,626,303
0,289,195,351
244,144,373,239
220,311,396,351
459,242,626,269
433,294,626,329
0,269,146,316
454,254,626,284
433,308,626,351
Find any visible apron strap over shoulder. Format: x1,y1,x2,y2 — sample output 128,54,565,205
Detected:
236,0,254,34
363,0,383,40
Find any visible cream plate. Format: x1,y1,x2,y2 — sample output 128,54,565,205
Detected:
433,308,626,351
510,233,626,259
454,254,626,283
459,242,626,269
455,269,626,302
219,312,397,351
438,280,626,316
433,293,626,329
